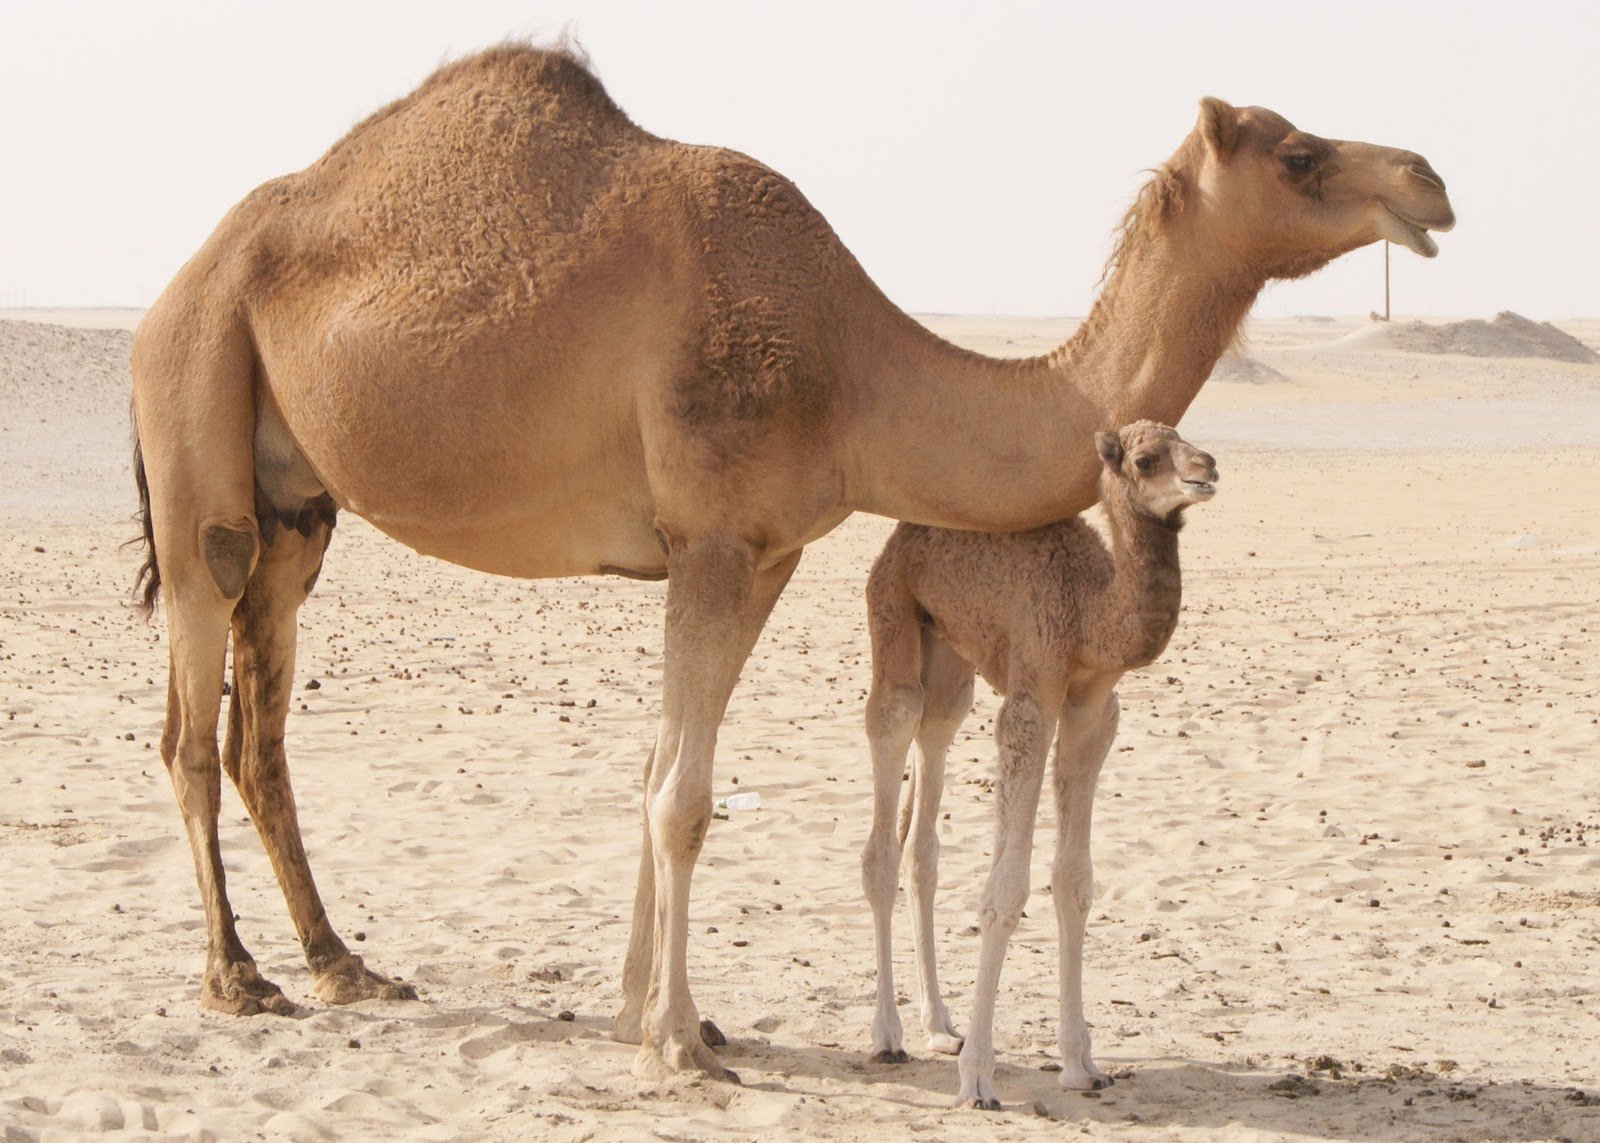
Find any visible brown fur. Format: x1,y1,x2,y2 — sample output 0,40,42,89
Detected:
860,422,1218,1102
126,42,1453,1082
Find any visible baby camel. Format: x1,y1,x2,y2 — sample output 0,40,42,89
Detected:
861,421,1218,1108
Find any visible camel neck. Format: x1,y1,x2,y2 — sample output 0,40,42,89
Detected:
836,204,1260,532
1091,488,1184,669
1049,216,1264,427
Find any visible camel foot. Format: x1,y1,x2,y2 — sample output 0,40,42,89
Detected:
870,1047,911,1065
1059,1069,1113,1092
954,1095,1002,1112
928,1032,965,1056
312,953,418,1005
201,961,297,1017
633,1028,741,1084
616,1013,725,1051
613,1005,644,1045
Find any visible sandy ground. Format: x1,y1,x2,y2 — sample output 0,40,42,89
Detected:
1,311,1598,1142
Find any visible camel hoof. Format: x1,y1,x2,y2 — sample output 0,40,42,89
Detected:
312,953,418,1005
1057,1065,1115,1091
699,1018,727,1048
201,962,297,1017
633,1028,739,1083
928,1032,964,1056
870,1048,911,1065
613,1007,644,1045
955,1096,1002,1112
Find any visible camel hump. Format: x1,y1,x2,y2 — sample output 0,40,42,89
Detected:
313,42,644,177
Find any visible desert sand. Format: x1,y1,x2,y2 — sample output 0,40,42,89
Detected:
1,309,1597,1141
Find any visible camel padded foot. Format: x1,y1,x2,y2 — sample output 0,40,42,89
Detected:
201,960,298,1017
955,1096,1002,1112
312,953,418,1005
633,1027,741,1084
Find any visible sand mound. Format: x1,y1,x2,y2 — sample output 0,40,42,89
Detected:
1207,350,1290,384
1330,311,1599,363
0,320,134,516
0,319,133,417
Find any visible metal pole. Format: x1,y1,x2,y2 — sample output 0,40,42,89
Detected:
1383,240,1391,321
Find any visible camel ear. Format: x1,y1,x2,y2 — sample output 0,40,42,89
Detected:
1095,431,1124,469
1198,97,1240,160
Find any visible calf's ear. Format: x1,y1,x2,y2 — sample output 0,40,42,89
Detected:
1095,431,1124,469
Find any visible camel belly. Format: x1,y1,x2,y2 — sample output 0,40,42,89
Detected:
368,502,667,581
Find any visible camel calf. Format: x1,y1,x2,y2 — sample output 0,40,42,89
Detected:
861,421,1218,1108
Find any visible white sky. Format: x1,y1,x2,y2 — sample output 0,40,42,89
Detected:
2,0,1595,318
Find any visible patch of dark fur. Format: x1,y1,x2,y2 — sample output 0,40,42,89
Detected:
203,524,257,600
255,484,281,548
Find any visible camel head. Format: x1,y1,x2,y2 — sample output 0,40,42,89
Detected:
1184,98,1455,279
1095,420,1217,526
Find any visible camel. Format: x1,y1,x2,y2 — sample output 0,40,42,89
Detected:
127,42,1452,1082
861,421,1217,1108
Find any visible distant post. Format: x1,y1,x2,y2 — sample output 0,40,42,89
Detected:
1383,240,1391,321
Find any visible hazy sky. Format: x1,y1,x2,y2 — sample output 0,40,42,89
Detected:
3,0,1595,318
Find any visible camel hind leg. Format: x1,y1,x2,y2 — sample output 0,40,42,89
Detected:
860,569,925,1064
904,630,974,1058
1051,678,1119,1091
133,303,303,1014
222,511,417,1006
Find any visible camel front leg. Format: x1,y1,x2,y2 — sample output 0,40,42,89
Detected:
616,742,727,1049
633,536,801,1081
224,520,415,1007
1051,681,1119,1091
955,689,1053,1110
906,632,974,1057
613,740,657,1044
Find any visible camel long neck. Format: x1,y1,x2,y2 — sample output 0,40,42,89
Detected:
837,207,1260,532
1059,228,1262,429
1089,492,1184,669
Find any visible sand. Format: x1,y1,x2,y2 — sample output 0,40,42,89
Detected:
1,312,1597,1142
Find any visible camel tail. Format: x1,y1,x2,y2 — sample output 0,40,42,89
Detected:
130,421,161,617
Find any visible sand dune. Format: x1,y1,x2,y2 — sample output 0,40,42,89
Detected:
1,314,1597,1142
1206,350,1291,385
1328,311,1600,364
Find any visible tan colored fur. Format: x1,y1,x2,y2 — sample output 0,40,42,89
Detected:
861,423,1218,1106
127,41,1452,1082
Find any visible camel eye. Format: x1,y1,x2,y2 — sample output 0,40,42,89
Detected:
1283,153,1315,174
1134,455,1156,473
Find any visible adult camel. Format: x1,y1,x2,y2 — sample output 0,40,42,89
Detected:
129,43,1452,1081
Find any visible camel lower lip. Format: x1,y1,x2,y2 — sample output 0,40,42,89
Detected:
1383,207,1440,257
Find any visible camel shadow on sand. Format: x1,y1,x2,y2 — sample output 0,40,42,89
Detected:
299,998,1596,1141
718,1035,1599,1142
